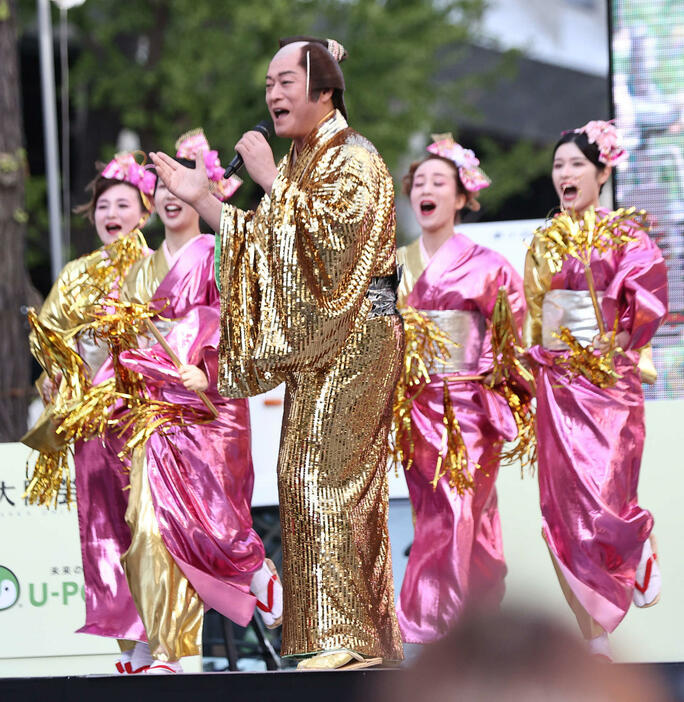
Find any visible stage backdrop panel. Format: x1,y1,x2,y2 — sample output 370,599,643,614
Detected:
611,0,684,399
0,442,202,676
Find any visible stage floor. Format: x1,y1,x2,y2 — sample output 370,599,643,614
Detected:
2,664,684,702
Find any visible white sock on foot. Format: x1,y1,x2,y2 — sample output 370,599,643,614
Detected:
634,536,661,607
250,561,273,593
115,648,133,674
250,559,282,627
130,641,154,672
145,659,183,675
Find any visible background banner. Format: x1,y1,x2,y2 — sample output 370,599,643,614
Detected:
611,0,684,399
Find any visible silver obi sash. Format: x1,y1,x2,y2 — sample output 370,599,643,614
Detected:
542,289,604,349
418,309,485,374
76,319,175,378
77,332,110,378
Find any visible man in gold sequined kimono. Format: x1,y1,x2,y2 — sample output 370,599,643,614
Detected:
151,37,404,669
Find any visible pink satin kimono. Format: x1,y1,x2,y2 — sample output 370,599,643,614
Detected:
396,233,525,643
79,235,263,644
524,221,668,633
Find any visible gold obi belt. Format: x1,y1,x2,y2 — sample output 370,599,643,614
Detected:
418,309,485,374
542,289,604,350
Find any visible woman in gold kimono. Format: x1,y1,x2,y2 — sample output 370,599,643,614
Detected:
151,37,404,669
24,154,154,674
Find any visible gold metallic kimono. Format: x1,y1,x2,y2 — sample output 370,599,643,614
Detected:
217,110,404,661
31,252,110,373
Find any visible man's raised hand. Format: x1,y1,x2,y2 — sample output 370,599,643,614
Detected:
149,151,210,207
235,130,278,195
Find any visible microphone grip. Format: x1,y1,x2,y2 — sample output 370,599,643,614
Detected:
223,120,272,180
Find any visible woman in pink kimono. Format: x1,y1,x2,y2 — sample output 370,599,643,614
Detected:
395,136,525,643
524,121,668,659
99,129,282,674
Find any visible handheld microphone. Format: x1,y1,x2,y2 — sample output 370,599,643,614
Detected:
223,120,272,179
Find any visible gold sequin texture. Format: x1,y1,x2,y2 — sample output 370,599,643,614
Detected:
217,110,404,661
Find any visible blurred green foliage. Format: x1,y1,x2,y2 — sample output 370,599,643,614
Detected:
58,0,487,178
476,137,553,213
17,0,554,270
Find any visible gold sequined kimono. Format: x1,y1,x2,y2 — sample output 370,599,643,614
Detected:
217,110,404,661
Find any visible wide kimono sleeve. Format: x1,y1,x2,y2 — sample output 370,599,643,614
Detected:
475,256,526,374
602,229,668,350
217,143,396,397
473,255,526,442
119,245,224,399
30,257,92,364
522,234,553,348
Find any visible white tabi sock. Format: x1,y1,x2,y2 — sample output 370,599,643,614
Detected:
130,641,154,672
250,559,283,627
250,561,273,594
634,536,661,608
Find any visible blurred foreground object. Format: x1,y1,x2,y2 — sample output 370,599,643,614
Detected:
377,609,672,702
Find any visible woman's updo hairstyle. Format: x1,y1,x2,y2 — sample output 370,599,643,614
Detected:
402,154,482,218
553,131,605,171
74,166,147,223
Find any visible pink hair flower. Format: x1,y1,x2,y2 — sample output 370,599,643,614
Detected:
174,128,242,202
571,120,627,166
427,133,491,192
101,152,156,196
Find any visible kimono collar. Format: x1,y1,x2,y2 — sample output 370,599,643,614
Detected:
286,109,348,181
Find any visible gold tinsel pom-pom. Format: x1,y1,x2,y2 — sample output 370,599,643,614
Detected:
62,229,148,304
24,310,91,509
390,309,479,495
27,309,90,413
533,207,644,274
552,326,622,388
390,308,453,473
431,380,477,495
489,287,537,475
24,449,72,509
57,378,124,444
116,399,215,460
79,297,170,397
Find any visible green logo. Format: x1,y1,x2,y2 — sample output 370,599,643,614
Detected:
0,566,20,611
